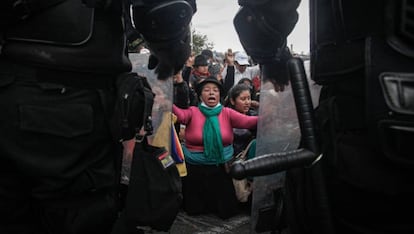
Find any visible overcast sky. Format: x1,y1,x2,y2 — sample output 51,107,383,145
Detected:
191,0,309,54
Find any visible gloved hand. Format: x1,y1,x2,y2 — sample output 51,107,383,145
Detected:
234,0,299,64
261,47,292,92
234,0,299,90
132,0,195,80
145,26,192,80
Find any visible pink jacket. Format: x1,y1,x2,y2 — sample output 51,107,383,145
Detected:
173,105,258,152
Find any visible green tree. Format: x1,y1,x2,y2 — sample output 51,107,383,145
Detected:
191,29,214,55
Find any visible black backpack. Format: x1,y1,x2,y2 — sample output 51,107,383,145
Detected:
112,72,154,141
124,136,182,232
111,72,182,233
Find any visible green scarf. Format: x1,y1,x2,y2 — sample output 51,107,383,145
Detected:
199,104,224,163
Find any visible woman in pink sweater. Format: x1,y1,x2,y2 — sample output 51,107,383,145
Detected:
173,77,258,219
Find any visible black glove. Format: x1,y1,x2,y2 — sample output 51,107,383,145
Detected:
234,0,299,65
234,0,299,90
145,26,192,80
261,47,292,92
132,0,195,80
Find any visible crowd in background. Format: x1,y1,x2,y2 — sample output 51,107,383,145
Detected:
175,49,261,109
170,48,262,219
131,43,263,219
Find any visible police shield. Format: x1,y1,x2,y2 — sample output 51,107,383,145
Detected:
121,52,174,184
247,58,321,233
129,52,173,135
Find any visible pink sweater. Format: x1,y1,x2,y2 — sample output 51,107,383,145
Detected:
173,105,258,152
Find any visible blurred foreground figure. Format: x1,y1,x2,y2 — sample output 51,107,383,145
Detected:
0,0,194,233
306,1,414,233
0,1,132,233
234,0,414,234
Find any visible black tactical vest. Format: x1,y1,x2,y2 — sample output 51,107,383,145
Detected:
1,0,131,74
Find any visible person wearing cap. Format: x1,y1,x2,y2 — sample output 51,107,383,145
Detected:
221,51,261,98
189,54,210,87
201,49,223,80
172,77,258,219
187,54,211,106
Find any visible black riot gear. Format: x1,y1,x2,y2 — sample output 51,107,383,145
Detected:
234,0,299,90
231,1,414,234
2,1,131,74
308,1,414,233
132,0,196,79
0,1,131,233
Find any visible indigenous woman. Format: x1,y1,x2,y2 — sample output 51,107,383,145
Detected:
173,77,258,219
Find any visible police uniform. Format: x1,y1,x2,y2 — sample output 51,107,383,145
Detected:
310,0,414,233
0,1,130,233
232,0,414,233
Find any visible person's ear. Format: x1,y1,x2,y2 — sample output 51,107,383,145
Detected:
230,98,235,106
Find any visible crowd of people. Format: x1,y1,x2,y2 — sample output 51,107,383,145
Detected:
172,48,262,219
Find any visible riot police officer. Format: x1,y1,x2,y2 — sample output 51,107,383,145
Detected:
0,1,133,233
307,0,414,233
0,0,195,233
232,1,414,234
